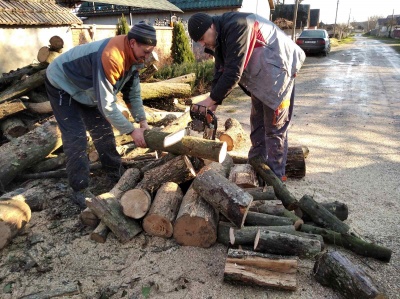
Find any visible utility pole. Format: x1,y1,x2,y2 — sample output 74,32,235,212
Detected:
347,8,351,34
291,0,300,41
333,0,339,38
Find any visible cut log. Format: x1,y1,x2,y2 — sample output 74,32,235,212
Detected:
140,82,191,100
0,63,46,88
163,73,196,84
300,201,349,222
219,118,246,151
143,129,228,163
298,195,350,234
244,186,277,201
86,193,142,243
300,224,392,262
285,146,306,179
224,249,298,291
192,168,253,228
185,92,210,105
282,209,304,230
140,152,177,174
121,155,195,219
90,221,110,243
26,90,49,103
254,229,322,258
0,117,28,139
30,153,66,173
249,200,284,216
313,251,388,298
140,64,158,81
80,208,100,228
173,155,234,248
37,46,60,64
0,99,26,119
245,211,294,227
24,101,53,114
142,182,183,238
0,69,47,104
229,164,259,188
249,155,298,210
0,199,31,249
0,118,62,189
49,35,64,52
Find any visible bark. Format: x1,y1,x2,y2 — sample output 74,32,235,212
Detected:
249,155,298,210
300,224,392,262
244,186,277,201
86,193,142,243
90,221,110,243
224,249,298,291
0,118,62,190
163,73,196,84
24,101,53,114
0,199,31,249
254,229,322,258
219,118,246,151
139,64,158,81
121,155,195,219
300,201,349,222
0,63,46,88
313,251,388,299
282,209,304,230
140,82,191,100
0,117,28,139
285,146,306,179
80,208,100,228
298,195,350,234
245,211,294,227
249,200,285,216
0,69,47,104
0,99,26,119
185,92,210,105
26,90,49,103
229,164,259,188
173,156,234,248
192,168,253,228
142,182,183,238
29,153,66,173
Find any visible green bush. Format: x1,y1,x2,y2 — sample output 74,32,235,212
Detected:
116,14,130,35
170,22,195,64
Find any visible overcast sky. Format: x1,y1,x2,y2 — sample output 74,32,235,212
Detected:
284,0,398,24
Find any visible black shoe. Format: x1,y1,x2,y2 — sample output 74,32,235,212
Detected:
106,165,126,183
72,188,94,210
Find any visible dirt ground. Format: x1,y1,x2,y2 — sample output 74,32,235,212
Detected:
1,35,399,299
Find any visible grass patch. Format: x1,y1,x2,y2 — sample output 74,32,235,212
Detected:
363,35,400,54
330,36,355,47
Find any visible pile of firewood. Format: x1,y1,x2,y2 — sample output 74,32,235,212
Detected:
0,36,392,299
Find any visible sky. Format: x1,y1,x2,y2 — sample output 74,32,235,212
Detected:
284,0,398,24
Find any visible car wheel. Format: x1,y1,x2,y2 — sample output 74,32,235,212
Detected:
322,50,327,57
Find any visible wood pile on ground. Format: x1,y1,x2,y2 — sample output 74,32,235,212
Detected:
0,38,391,298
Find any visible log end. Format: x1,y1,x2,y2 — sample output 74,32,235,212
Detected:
173,215,217,248
219,134,234,151
143,214,173,238
219,142,228,163
120,189,152,219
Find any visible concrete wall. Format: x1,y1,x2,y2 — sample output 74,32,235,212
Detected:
0,26,74,74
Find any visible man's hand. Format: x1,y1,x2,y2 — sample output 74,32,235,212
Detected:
139,120,150,129
194,97,218,112
130,128,147,148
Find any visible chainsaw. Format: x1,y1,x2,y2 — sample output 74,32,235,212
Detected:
163,104,218,147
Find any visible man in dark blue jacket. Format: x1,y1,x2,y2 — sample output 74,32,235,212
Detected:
188,12,305,181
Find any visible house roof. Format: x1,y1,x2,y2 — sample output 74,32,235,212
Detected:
168,0,243,11
0,0,82,25
78,0,182,12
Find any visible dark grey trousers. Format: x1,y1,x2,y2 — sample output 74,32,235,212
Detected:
45,76,122,191
248,86,295,180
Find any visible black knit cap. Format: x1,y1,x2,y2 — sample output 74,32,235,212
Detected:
188,13,213,42
128,21,157,46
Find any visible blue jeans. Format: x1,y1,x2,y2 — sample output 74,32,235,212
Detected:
248,86,295,179
45,76,122,191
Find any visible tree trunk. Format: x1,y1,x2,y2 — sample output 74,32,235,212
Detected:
285,146,306,179
86,194,142,243
121,155,195,219
142,182,183,238
140,82,191,100
163,73,196,84
243,186,277,201
0,199,31,249
29,153,66,173
219,118,246,151
300,224,392,262
245,211,294,227
254,229,322,258
0,117,28,140
0,63,46,88
249,200,285,215
298,195,350,234
249,155,298,210
0,99,26,119
0,69,47,104
192,168,253,228
313,251,388,299
0,118,62,189
173,156,234,248
229,164,259,188
300,201,348,222
224,249,298,291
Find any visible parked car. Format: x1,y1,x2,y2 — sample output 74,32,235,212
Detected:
296,29,331,56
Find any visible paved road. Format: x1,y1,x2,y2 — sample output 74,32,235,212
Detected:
289,35,400,298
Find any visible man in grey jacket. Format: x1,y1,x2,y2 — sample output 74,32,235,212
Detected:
188,12,305,181
45,22,157,209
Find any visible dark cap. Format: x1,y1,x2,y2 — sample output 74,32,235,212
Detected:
128,21,157,46
188,13,213,42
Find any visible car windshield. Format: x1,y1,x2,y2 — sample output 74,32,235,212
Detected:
300,30,325,38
